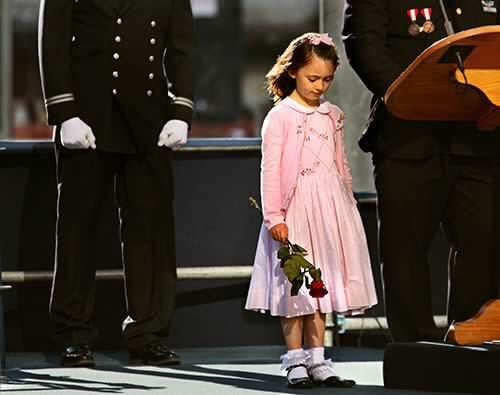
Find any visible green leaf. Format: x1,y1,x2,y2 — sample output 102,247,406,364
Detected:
277,246,291,260
280,255,292,268
291,275,303,296
283,259,301,283
290,254,313,270
291,243,308,254
304,275,310,289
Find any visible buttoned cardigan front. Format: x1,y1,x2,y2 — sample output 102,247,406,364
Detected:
260,98,353,230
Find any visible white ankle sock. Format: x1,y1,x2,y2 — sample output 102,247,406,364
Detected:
286,349,307,380
281,348,309,380
307,346,325,365
287,348,304,357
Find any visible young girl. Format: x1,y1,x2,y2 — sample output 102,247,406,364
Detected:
245,33,378,389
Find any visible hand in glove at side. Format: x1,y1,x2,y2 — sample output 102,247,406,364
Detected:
60,117,96,149
157,119,188,148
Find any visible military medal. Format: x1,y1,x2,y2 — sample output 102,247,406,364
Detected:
407,8,421,36
420,8,435,33
420,8,434,34
408,23,421,36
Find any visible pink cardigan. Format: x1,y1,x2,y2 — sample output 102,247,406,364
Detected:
261,97,353,230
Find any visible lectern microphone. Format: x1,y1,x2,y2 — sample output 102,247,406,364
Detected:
438,0,468,90
438,0,455,36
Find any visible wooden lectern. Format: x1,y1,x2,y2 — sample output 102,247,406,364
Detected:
384,26,500,347
384,25,500,130
446,299,500,346
382,27,500,394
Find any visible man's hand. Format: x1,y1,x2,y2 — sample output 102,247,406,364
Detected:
270,223,289,243
60,117,96,149
157,119,188,148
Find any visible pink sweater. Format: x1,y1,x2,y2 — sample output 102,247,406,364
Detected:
261,97,353,230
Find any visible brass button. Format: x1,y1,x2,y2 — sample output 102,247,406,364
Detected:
115,36,121,43
149,73,154,80
149,56,154,62
147,90,153,96
116,18,122,24
113,53,120,60
456,8,462,15
150,38,156,45
113,71,119,78
112,89,118,95
151,21,156,28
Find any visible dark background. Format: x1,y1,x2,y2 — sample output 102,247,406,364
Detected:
0,141,450,352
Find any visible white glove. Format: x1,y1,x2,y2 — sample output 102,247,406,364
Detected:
60,117,96,149
157,119,188,148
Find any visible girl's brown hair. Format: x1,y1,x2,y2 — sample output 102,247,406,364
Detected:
266,32,340,103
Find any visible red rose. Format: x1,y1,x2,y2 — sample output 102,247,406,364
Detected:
309,279,328,298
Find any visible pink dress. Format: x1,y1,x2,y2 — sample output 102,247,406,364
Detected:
245,97,377,318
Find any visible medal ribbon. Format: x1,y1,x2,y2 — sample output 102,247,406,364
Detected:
407,8,419,22
420,8,433,21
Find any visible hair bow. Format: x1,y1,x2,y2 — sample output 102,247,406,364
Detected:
308,33,334,46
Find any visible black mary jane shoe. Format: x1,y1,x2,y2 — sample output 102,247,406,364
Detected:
286,364,314,389
129,343,181,366
320,375,356,388
308,361,356,388
61,345,95,367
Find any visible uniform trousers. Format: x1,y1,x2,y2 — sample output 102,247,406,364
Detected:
49,143,177,352
374,153,497,342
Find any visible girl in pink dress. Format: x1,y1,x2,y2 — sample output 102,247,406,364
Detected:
245,33,378,389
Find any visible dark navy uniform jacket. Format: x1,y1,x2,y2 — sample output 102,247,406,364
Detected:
39,0,194,151
343,0,500,159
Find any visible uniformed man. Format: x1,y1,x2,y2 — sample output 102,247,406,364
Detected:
39,0,194,366
343,0,500,342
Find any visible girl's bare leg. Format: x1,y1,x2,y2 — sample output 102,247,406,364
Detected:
303,311,326,348
280,315,312,387
280,316,304,350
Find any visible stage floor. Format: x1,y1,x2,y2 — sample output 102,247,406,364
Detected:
0,346,473,394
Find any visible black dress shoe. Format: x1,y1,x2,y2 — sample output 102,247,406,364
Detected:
308,361,356,388
320,376,356,388
287,376,314,389
286,364,314,389
61,345,95,367
129,343,180,366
